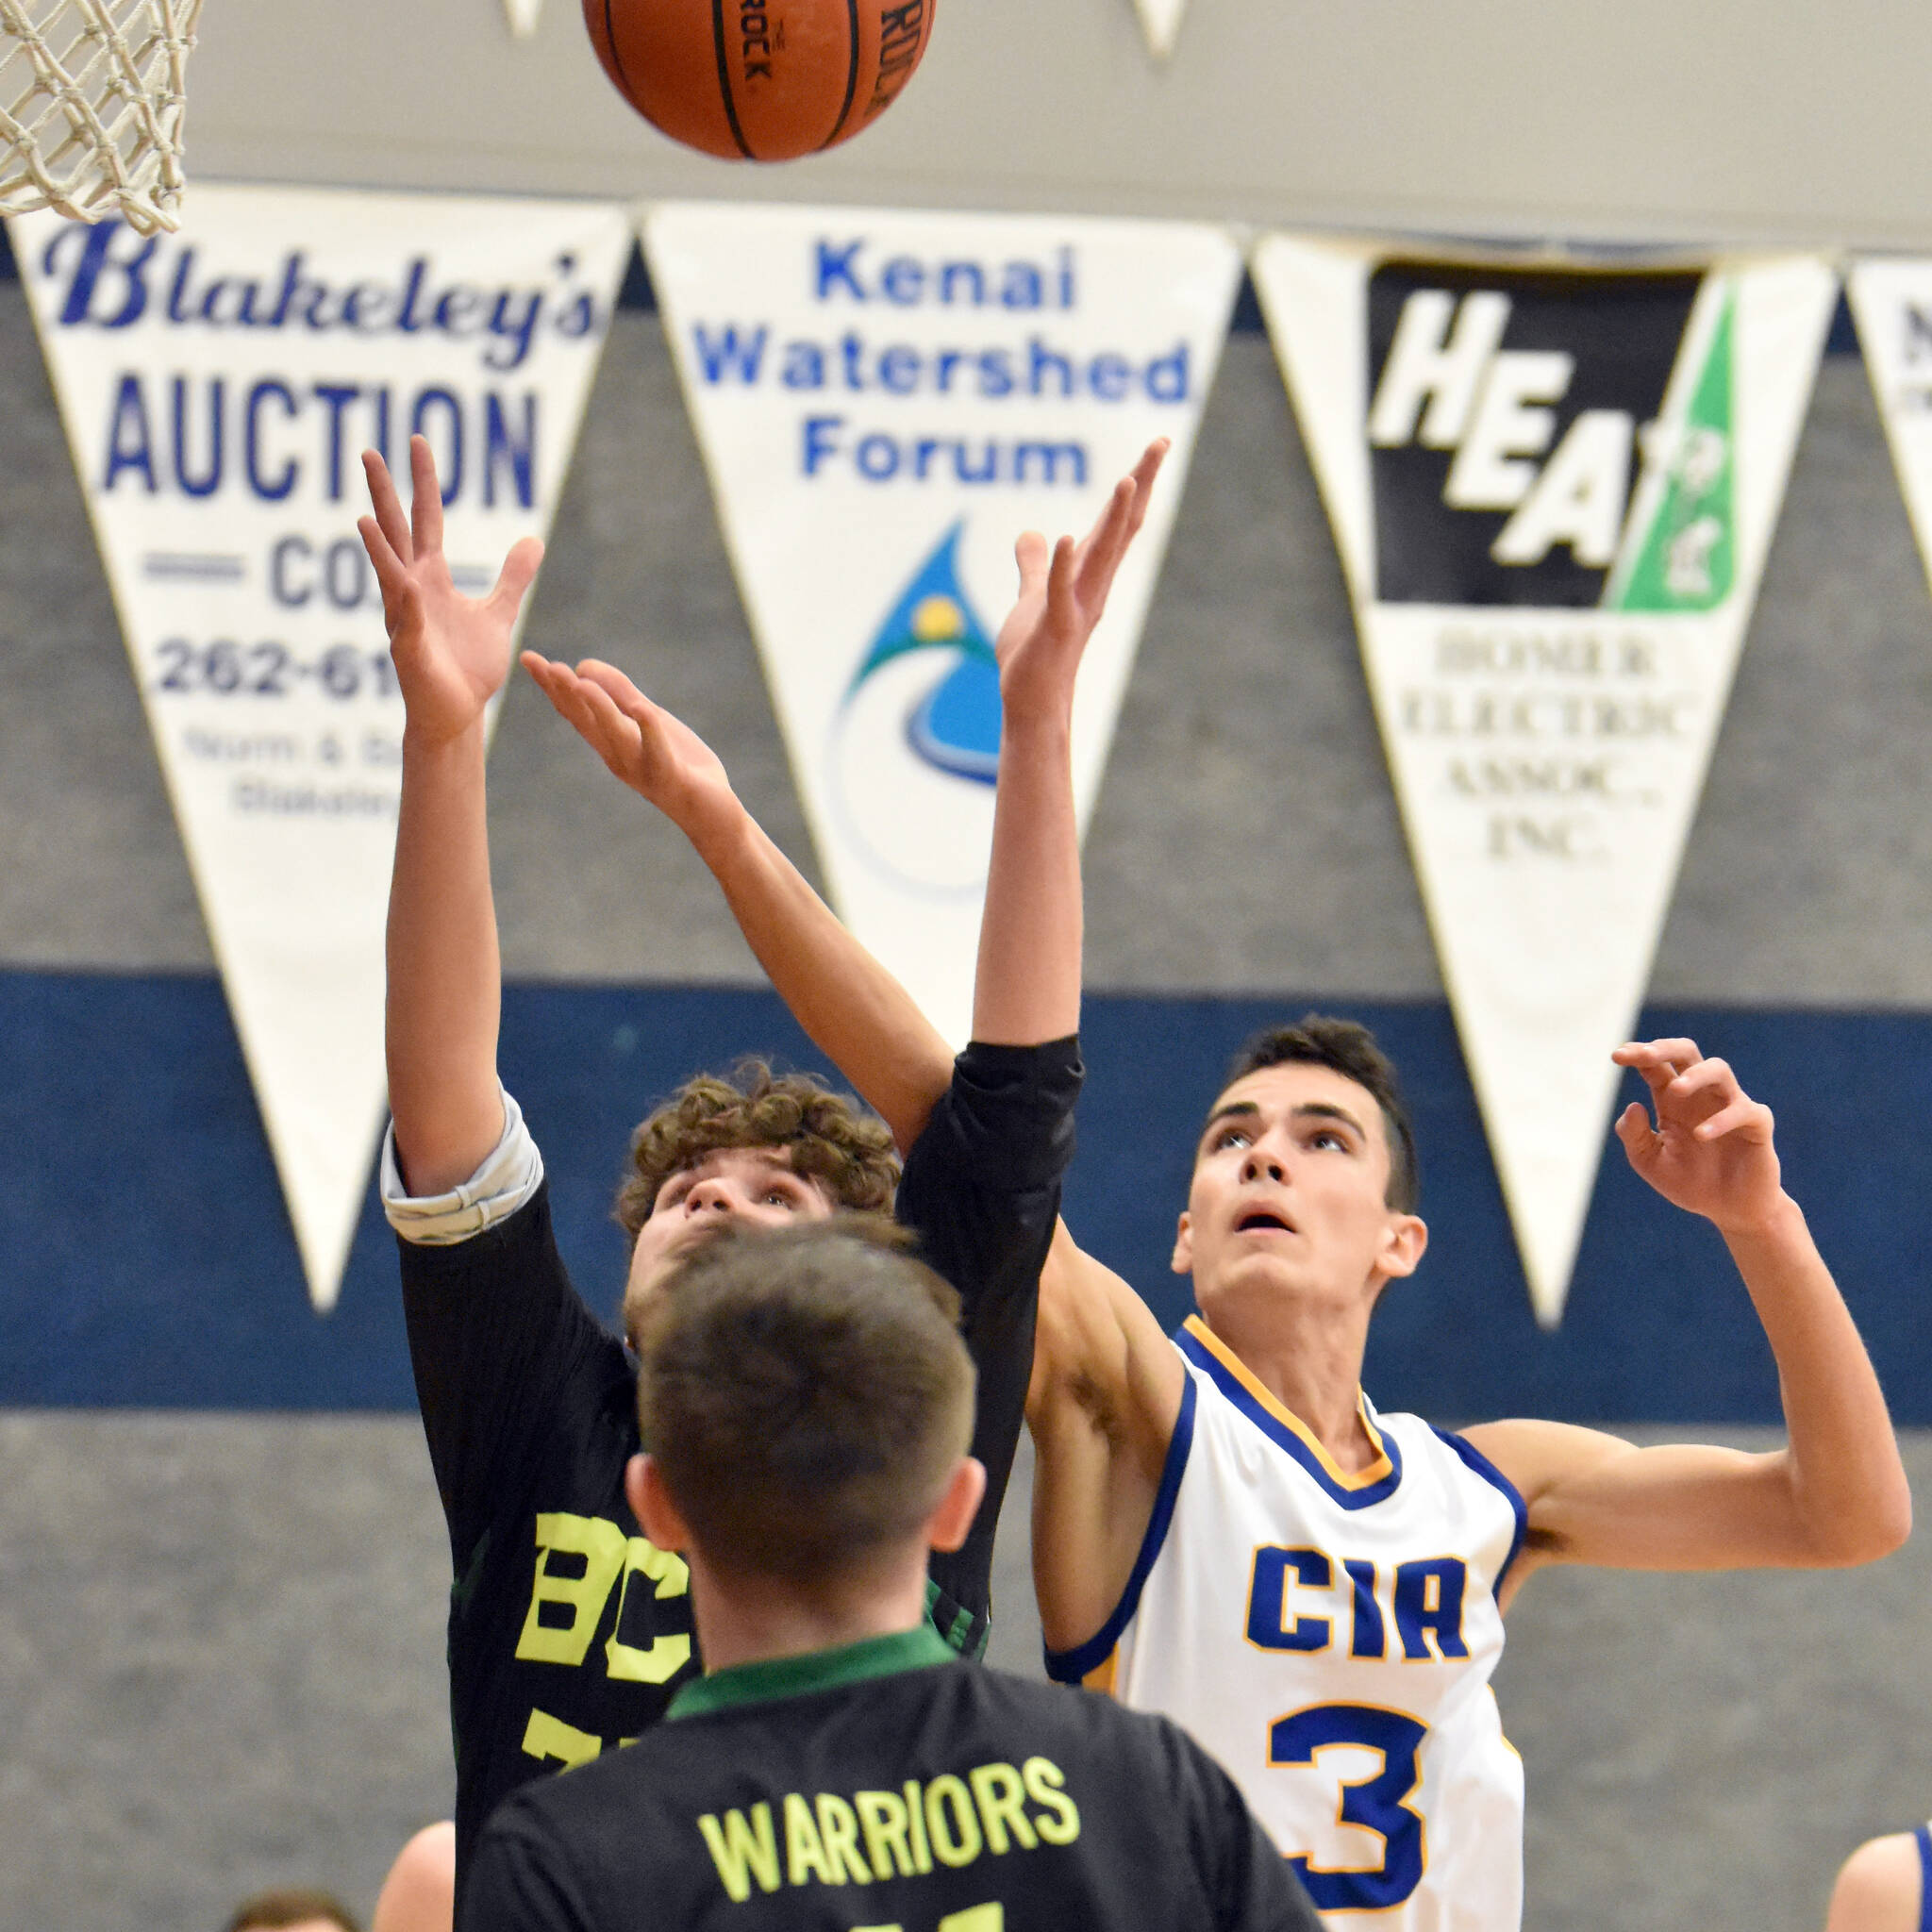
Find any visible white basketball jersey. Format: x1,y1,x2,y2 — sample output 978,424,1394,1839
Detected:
1046,1316,1526,1932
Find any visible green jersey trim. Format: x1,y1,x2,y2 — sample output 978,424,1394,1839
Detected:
666,1624,956,1721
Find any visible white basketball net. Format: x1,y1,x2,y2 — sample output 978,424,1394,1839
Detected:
0,0,201,235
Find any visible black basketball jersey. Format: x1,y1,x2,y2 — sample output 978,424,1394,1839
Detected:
464,1627,1321,1932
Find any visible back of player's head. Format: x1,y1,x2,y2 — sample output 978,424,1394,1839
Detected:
633,1220,974,1584
225,1890,360,1932
616,1060,899,1242
1221,1015,1419,1213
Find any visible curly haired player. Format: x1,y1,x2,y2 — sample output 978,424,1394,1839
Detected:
357,432,1168,1909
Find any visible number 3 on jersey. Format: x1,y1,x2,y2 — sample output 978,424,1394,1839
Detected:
1270,1704,1426,1912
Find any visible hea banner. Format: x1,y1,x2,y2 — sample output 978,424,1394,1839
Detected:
645,201,1241,1042
11,187,629,1311
1133,0,1190,58
1848,261,1932,611
1253,237,1833,1324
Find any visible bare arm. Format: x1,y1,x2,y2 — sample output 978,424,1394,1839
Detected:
518,654,953,1155
1469,1039,1910,1596
974,441,1166,1043
362,438,541,1196
1027,1222,1188,1655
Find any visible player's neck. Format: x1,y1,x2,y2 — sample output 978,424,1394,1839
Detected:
1199,1292,1379,1474
686,1546,933,1676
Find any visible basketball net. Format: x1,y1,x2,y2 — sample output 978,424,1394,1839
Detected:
0,0,200,235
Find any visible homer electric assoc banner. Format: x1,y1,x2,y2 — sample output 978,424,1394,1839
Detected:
9,187,630,1311
644,201,1241,1043
1849,260,1932,614
1252,238,1834,1324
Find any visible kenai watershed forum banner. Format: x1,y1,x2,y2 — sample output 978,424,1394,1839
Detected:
645,202,1242,1044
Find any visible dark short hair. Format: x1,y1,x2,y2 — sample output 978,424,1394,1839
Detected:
1218,1015,1419,1213
616,1060,899,1243
634,1221,974,1585
225,1891,359,1932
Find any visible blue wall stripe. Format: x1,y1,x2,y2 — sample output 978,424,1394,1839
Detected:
1,968,1924,1421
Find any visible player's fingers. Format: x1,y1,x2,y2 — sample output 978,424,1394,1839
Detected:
356,513,407,599
575,677,648,774
408,433,446,558
1613,1100,1657,1158
360,448,415,565
1122,438,1169,541
1012,529,1049,597
1668,1057,1740,1105
488,537,544,621
1076,475,1137,591
1694,1097,1774,1142
575,658,646,703
1045,533,1080,635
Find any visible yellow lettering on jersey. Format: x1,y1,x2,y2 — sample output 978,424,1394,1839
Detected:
698,1803,781,1901
903,1779,934,1873
515,1513,627,1667
969,1763,1037,1854
785,1790,835,1885
855,1789,916,1877
924,1774,984,1867
1022,1757,1081,1845
605,1537,692,1683
940,1909,1006,1932
817,1794,874,1884
521,1706,603,1770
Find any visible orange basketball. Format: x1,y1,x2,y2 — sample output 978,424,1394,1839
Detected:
583,0,938,161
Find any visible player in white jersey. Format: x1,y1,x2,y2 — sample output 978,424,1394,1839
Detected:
1028,1012,1911,1932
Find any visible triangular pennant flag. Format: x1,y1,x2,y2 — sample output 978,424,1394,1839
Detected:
645,201,1241,1043
502,0,544,36
10,187,630,1310
1252,237,1834,1324
1133,0,1190,58
1848,260,1932,611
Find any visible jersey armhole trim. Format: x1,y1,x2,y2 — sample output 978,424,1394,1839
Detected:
1914,1821,1932,1932
1042,1369,1198,1685
1433,1425,1529,1596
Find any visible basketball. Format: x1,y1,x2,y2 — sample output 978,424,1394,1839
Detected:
582,0,937,161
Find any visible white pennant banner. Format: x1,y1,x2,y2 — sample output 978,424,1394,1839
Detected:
11,187,630,1310
1133,0,1191,58
502,0,544,37
1849,260,1932,611
645,200,1241,1043
1253,236,1834,1324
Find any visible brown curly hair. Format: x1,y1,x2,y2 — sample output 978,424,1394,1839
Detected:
616,1060,899,1243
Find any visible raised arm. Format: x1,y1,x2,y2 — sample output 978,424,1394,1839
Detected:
974,440,1166,1044
362,437,541,1196
517,653,953,1156
1467,1038,1911,1598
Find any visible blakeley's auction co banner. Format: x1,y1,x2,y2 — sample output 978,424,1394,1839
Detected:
11,187,630,1311
1252,238,1834,1324
645,201,1241,1043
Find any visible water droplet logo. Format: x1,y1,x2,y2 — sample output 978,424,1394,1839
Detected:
828,523,1002,897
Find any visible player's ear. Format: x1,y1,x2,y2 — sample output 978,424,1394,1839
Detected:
1375,1212,1427,1282
627,1453,691,1553
925,1457,987,1555
1171,1209,1194,1276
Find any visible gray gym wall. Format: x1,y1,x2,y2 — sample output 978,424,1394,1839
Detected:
8,3,1932,1927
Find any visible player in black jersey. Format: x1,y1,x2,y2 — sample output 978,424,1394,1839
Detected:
357,434,1167,1904
465,1221,1321,1932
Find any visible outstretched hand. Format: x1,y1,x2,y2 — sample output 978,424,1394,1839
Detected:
520,653,740,841
994,438,1169,727
1612,1039,1786,1236
358,435,542,746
